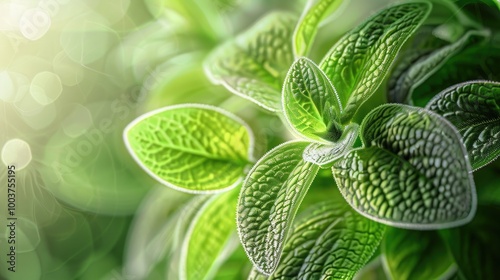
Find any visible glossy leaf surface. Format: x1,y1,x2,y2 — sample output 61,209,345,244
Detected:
441,205,500,280
382,228,455,280
124,104,253,193
238,141,319,275
332,104,476,229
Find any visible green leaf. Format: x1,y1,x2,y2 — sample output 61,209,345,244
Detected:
270,201,385,279
426,81,500,170
213,246,251,280
283,57,343,142
248,268,269,280
293,0,346,57
441,204,500,280
167,195,213,280
238,141,320,275
124,188,191,279
319,2,431,123
180,188,239,280
205,12,296,112
411,43,500,107
382,228,455,280
303,123,359,168
332,104,476,229
388,29,488,104
124,104,254,193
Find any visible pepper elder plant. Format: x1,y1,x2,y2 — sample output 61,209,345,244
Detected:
124,0,500,279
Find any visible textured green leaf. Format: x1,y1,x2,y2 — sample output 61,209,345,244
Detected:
124,188,190,279
441,205,500,280
283,57,343,142
124,104,254,193
238,141,320,275
181,188,239,280
293,0,345,57
382,228,455,280
319,2,431,123
270,201,385,279
426,81,500,170
388,29,488,104
205,12,296,112
411,43,500,107
354,257,388,280
303,123,359,168
167,196,213,280
332,104,476,229
248,268,269,280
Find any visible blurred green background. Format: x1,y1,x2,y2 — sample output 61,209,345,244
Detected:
3,0,477,279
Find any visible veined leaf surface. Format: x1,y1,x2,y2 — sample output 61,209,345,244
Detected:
426,81,500,170
293,0,346,57
180,188,239,280
332,104,476,229
205,12,296,112
283,57,343,142
238,141,319,275
382,228,455,280
124,104,254,193
319,2,431,123
271,201,385,279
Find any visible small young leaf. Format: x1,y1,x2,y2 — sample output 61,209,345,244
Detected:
426,81,500,170
205,12,296,112
238,141,320,275
283,57,343,142
388,29,488,104
319,2,431,123
303,123,359,168
382,228,455,280
124,104,254,193
332,104,476,229
180,188,239,280
293,0,346,57
440,205,500,280
270,201,385,279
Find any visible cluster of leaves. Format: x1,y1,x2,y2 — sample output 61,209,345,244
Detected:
124,0,500,279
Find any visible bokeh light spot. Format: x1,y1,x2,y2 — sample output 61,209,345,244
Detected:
0,71,29,103
30,71,63,105
2,138,32,170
